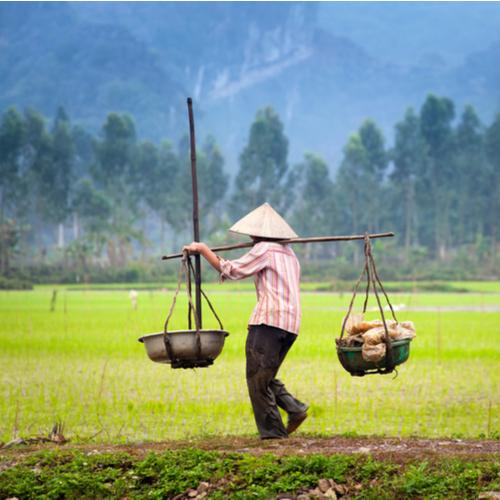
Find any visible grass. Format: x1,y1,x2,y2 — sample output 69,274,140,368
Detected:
1,448,499,499
0,284,499,443
62,279,500,294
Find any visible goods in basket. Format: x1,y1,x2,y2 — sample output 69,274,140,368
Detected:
362,343,387,362
339,313,416,362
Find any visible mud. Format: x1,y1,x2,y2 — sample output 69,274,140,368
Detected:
2,436,499,464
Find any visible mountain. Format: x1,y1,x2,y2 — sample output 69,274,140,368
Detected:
0,2,186,139
1,2,499,171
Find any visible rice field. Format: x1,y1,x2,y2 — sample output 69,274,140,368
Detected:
1,283,499,444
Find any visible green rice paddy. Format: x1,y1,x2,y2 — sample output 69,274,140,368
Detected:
1,283,499,443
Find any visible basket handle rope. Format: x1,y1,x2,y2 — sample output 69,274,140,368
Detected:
338,234,398,373
364,237,395,372
339,258,369,340
163,252,193,360
186,257,224,331
163,251,225,361
164,252,196,332
365,237,398,323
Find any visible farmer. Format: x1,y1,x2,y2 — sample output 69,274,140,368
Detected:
184,202,308,439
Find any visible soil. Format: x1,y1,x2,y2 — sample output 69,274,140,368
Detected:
2,436,499,464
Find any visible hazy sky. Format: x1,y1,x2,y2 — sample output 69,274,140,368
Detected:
318,2,500,67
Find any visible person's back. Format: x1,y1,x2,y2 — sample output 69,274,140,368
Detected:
220,241,301,335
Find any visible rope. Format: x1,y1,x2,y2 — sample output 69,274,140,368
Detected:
163,253,186,361
163,252,192,332
338,234,398,374
362,234,371,313
187,259,224,331
163,250,225,362
339,263,368,339
367,249,394,372
368,249,398,323
187,254,193,330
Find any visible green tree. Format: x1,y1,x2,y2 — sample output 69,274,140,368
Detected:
138,139,183,249
335,134,366,235
231,107,289,218
92,113,141,266
358,120,389,233
335,120,388,232
72,178,112,263
484,112,500,256
453,105,486,245
72,124,95,178
290,153,334,235
92,113,137,189
390,108,428,256
359,119,388,180
172,134,229,243
290,153,335,259
71,124,96,240
334,134,368,267
197,135,228,238
419,94,455,258
160,140,188,236
334,120,388,266
22,107,75,253
23,108,54,257
50,106,75,249
172,134,201,243
0,108,25,218
0,107,26,273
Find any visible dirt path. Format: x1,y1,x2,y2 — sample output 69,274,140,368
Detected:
2,436,499,464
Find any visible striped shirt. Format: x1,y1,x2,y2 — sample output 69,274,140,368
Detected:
219,241,301,334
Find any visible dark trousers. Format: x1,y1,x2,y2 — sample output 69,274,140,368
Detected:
246,324,308,439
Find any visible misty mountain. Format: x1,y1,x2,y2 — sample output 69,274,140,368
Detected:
1,2,499,171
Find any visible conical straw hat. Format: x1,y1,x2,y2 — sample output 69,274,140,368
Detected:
229,203,298,239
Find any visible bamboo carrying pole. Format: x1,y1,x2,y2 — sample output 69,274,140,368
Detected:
161,231,395,260
187,98,202,328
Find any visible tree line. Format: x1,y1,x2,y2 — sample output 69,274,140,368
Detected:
0,107,227,277
0,94,498,282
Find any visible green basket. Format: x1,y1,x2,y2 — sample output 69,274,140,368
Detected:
336,338,412,376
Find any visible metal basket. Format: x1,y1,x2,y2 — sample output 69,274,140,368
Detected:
139,253,228,369
139,329,229,368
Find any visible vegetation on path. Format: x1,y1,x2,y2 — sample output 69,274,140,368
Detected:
1,444,499,499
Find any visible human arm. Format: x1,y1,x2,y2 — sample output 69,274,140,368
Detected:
183,242,221,272
183,241,269,280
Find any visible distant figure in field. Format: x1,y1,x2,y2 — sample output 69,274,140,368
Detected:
184,202,308,439
129,289,138,310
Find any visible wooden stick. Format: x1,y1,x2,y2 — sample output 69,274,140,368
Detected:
187,97,202,328
161,231,395,260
